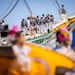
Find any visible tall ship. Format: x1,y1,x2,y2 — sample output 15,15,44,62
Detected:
0,0,75,75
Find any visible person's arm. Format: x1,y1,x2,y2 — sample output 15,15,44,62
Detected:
25,46,31,55
64,9,67,13
12,46,20,57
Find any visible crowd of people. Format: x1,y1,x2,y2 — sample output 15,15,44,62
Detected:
21,14,54,29
21,14,54,36
21,5,67,29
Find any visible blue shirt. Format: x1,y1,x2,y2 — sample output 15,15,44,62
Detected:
71,31,75,49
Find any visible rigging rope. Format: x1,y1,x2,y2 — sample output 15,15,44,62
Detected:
0,0,19,21
23,0,33,15
0,0,13,17
51,0,60,12
55,0,61,11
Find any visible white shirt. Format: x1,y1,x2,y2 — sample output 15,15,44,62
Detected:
2,23,5,26
12,45,31,56
12,45,31,72
56,46,75,61
27,20,30,27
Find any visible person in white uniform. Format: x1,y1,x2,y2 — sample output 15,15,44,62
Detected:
26,17,30,27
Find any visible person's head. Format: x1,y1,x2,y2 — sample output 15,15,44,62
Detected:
15,31,25,45
37,16,39,18
41,17,43,19
56,28,71,47
62,5,64,7
22,18,24,21
27,17,30,20
50,15,52,17
2,20,4,23
42,14,44,17
7,25,25,45
8,31,25,45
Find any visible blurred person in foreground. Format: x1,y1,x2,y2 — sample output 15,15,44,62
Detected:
56,27,75,61
7,25,31,74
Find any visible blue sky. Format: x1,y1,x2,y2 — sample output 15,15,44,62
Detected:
0,0,75,28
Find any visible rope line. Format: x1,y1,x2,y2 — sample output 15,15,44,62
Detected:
23,0,33,15
0,0,13,17
0,0,19,21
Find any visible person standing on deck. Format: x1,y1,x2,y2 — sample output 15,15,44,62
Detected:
30,17,36,26
50,15,54,23
26,17,30,27
21,19,25,29
42,14,45,20
59,5,67,20
50,15,54,30
40,17,44,25
36,16,41,25
0,22,2,30
61,5,67,15
2,20,5,30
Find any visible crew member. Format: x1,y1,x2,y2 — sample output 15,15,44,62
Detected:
21,18,25,29
61,5,67,15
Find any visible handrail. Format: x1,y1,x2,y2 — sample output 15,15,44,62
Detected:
27,33,52,42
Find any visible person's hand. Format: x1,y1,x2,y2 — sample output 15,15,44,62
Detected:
24,62,29,72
